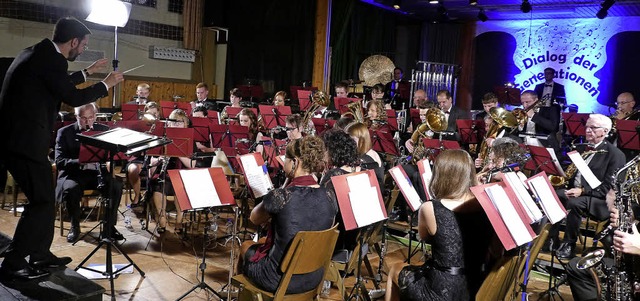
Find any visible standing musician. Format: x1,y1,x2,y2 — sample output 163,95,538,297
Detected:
555,114,626,259
516,90,561,153
385,67,410,110
55,103,123,243
0,17,123,280
534,67,566,107
436,89,469,141
238,136,336,294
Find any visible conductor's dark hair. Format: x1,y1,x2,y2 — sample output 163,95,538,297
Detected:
52,17,91,43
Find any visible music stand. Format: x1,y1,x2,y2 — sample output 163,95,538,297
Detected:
297,90,313,111
209,124,250,149
562,113,589,137
190,117,212,144
409,109,423,130
121,104,145,121
616,119,640,151
494,85,521,106
388,166,425,263
312,118,336,135
160,101,192,118
524,145,565,177
168,168,237,301
369,129,399,156
423,138,461,151
258,105,291,130
75,129,170,300
385,109,399,131
207,110,221,125
331,170,386,301
335,97,361,115
456,119,482,145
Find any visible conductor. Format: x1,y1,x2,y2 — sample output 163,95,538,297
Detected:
0,17,123,280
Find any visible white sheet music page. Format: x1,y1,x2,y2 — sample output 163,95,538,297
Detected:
390,167,422,211
567,151,602,189
98,128,152,146
547,148,566,177
528,176,567,224
180,169,220,208
418,159,434,199
503,172,543,223
346,173,385,228
240,154,273,198
485,185,533,246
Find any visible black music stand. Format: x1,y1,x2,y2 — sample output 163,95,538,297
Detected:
369,129,399,156
75,128,170,300
258,105,291,130
616,119,640,151
168,168,237,301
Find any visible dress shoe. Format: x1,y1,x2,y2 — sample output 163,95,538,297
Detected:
67,226,80,243
0,265,50,280
30,254,72,269
556,242,575,259
111,228,124,241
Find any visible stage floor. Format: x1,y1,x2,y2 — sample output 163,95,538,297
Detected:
0,191,574,300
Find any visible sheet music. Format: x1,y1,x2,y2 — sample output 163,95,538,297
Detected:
485,185,533,246
503,172,543,223
390,167,422,211
97,128,153,146
346,173,385,227
528,176,567,224
524,136,543,147
240,154,273,198
567,151,602,188
418,159,434,199
547,148,566,177
180,169,221,208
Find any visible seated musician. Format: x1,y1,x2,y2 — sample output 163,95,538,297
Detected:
273,90,286,106
385,150,480,301
238,108,264,154
565,189,640,301
229,88,243,108
334,116,355,130
144,101,161,119
366,99,389,132
191,82,216,111
475,137,527,184
238,136,336,294
319,129,362,252
126,83,151,105
346,122,383,168
284,114,304,141
555,114,626,259
474,92,499,121
369,83,388,109
403,89,433,134
149,109,195,234
55,103,123,242
516,90,561,152
611,92,640,161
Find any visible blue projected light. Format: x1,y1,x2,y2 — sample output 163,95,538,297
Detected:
476,17,640,114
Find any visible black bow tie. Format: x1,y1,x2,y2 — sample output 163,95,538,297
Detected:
545,84,553,87
444,111,450,115
586,145,596,151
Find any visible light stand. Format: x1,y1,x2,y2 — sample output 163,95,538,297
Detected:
86,0,132,108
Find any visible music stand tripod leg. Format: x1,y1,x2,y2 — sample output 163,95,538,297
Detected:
347,226,372,301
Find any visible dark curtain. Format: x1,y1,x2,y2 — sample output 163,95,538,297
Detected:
330,1,401,88
224,0,316,99
419,23,463,64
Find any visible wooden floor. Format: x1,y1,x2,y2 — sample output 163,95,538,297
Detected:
0,191,576,301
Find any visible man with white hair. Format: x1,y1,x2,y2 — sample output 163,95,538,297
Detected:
555,113,626,259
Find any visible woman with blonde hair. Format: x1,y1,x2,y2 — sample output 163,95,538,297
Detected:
385,149,479,301
346,122,382,168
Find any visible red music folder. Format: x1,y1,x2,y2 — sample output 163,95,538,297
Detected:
206,110,221,125
121,104,145,121
168,167,236,211
312,118,336,135
470,182,536,250
147,128,194,157
423,138,461,151
160,101,192,118
389,165,423,212
524,171,567,224
297,90,313,110
238,153,274,198
190,117,212,143
616,119,640,150
78,130,128,163
258,105,291,129
385,109,399,131
562,113,589,137
524,145,564,176
334,97,362,115
456,119,482,144
416,158,433,202
330,169,386,231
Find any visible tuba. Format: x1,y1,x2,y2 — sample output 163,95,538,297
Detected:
477,107,518,164
409,108,447,163
302,90,330,135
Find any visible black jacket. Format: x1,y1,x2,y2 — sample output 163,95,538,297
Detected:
55,122,110,180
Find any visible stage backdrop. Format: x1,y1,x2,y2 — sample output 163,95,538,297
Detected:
473,17,640,114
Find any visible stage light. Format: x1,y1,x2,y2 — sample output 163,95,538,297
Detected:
429,0,439,4
470,0,478,5
520,0,532,13
393,0,401,9
596,0,615,19
478,8,488,22
86,0,131,27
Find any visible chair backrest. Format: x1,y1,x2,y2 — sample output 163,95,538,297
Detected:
506,222,550,300
475,255,520,301
274,224,340,300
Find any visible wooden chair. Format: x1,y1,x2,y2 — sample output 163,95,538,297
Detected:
506,223,551,300
232,224,339,301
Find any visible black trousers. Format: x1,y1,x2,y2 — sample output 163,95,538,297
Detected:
557,190,609,243
2,153,55,268
56,170,100,226
566,256,610,301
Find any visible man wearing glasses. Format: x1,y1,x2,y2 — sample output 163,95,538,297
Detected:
555,114,626,259
611,92,639,161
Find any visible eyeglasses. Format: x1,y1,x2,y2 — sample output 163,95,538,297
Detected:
617,101,633,106
585,126,604,131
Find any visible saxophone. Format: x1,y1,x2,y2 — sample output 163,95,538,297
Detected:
549,149,607,187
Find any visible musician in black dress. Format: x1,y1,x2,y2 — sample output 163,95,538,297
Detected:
239,136,336,294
